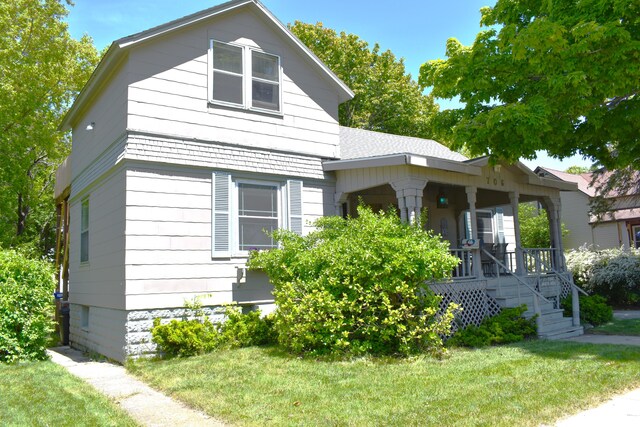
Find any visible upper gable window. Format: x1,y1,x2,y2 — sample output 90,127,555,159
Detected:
210,40,281,114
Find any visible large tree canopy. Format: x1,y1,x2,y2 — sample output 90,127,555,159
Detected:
419,0,639,170
0,0,98,255
291,21,439,139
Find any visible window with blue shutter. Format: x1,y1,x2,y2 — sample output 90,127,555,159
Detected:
212,173,303,256
287,180,303,236
212,172,231,258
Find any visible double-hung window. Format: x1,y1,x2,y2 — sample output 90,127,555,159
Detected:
210,40,281,113
80,198,89,263
212,172,302,257
237,182,279,251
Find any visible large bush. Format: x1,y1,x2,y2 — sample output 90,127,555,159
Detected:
0,250,56,362
566,247,640,306
518,203,569,248
248,205,460,356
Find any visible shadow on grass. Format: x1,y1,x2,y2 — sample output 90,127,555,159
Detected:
507,339,640,362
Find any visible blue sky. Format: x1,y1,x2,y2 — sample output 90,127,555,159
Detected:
65,0,593,171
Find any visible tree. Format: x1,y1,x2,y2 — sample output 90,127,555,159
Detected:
0,0,99,255
565,166,589,175
290,21,439,139
519,203,568,248
419,0,639,171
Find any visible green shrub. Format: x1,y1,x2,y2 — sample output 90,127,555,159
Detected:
447,306,537,348
561,295,613,326
248,205,460,356
151,304,275,358
566,247,640,306
0,250,56,362
151,318,219,358
217,305,275,349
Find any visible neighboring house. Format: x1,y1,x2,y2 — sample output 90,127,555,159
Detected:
54,0,584,362
535,167,640,250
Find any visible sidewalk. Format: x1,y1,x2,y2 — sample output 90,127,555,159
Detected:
553,309,640,426
48,346,226,427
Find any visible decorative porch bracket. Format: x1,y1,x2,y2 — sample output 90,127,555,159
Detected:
391,178,427,224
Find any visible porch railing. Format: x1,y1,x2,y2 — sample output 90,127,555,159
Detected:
449,249,475,279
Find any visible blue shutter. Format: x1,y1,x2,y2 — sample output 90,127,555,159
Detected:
495,207,505,244
287,180,303,235
212,172,231,257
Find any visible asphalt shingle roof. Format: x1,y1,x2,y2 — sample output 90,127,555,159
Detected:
339,126,467,162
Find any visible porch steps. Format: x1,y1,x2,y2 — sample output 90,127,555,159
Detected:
486,278,584,340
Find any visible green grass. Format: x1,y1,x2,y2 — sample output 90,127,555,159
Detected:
128,341,640,426
0,360,138,427
590,318,640,336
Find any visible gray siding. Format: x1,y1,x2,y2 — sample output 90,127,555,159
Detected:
126,10,341,159
69,168,126,310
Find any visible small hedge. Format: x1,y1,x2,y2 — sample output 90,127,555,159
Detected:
447,306,537,348
152,304,274,358
0,250,56,363
561,294,613,326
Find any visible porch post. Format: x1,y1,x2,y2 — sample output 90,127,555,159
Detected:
509,191,524,275
334,192,348,217
544,196,564,270
391,179,427,224
465,186,482,277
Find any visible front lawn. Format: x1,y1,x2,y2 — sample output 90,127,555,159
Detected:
128,341,640,426
0,360,137,426
589,318,640,336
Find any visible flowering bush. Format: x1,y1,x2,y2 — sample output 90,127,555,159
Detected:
248,205,460,356
566,246,640,306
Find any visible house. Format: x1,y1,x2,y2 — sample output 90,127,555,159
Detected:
535,167,640,250
54,0,584,362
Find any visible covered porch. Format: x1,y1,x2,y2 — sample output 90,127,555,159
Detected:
324,154,585,338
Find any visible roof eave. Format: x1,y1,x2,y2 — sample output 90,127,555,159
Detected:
323,154,482,175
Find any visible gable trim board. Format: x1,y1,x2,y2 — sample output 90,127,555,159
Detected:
60,0,353,132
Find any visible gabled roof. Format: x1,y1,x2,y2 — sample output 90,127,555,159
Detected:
339,127,467,162
60,0,354,131
534,166,596,196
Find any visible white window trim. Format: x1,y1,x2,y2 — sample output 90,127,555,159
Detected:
460,209,497,244
231,178,285,257
208,39,283,115
80,198,89,264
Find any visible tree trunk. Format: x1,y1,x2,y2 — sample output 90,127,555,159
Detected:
16,193,29,236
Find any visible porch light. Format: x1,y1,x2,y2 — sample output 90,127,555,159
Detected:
437,190,448,209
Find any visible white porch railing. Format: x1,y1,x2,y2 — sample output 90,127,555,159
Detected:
449,249,475,279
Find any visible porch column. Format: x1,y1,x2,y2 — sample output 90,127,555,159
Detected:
509,191,524,275
544,196,564,270
465,186,482,277
334,192,348,217
391,178,427,224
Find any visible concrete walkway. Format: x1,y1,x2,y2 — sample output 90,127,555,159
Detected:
553,310,640,426
48,346,226,427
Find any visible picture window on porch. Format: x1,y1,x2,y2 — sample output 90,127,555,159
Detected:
462,210,499,245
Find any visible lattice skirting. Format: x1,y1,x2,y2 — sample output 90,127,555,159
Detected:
429,280,502,334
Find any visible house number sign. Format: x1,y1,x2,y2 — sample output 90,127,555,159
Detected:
485,173,505,187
